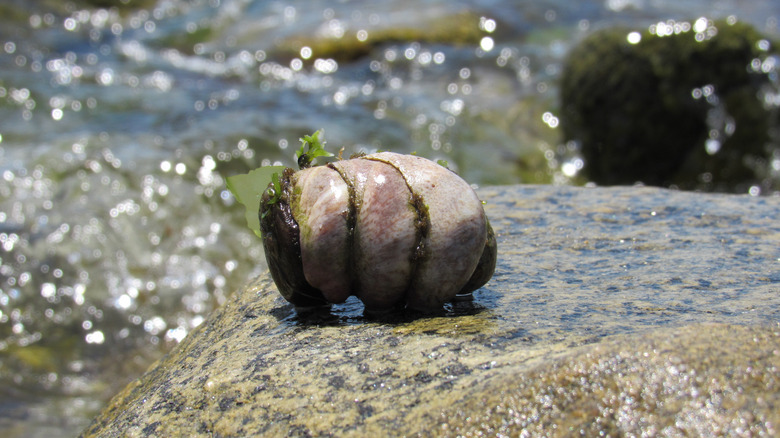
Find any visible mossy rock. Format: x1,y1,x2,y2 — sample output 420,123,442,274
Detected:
274,10,484,63
560,19,779,192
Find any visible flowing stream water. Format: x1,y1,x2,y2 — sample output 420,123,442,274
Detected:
0,0,777,436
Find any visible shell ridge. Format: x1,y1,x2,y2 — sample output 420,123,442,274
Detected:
363,155,432,306
366,152,487,310
326,162,362,295
292,167,353,303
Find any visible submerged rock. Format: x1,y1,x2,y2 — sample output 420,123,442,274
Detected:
82,185,780,437
560,19,779,193
272,10,485,63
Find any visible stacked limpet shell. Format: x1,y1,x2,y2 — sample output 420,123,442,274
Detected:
260,152,496,313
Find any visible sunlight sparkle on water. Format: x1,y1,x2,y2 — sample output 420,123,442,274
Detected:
480,37,495,52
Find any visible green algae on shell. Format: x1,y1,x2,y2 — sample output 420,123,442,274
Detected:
259,152,496,313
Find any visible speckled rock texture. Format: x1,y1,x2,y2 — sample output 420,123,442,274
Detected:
82,185,780,437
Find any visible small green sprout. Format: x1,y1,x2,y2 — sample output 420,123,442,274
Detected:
297,130,334,169
437,159,449,168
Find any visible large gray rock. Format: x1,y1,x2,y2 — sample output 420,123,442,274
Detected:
82,185,780,437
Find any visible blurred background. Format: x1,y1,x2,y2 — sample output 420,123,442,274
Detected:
0,0,777,436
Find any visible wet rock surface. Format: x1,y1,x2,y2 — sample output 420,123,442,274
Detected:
82,185,780,437
443,323,778,436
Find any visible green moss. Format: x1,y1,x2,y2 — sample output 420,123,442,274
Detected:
276,11,484,63
7,345,60,373
560,19,779,192
4,334,82,376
